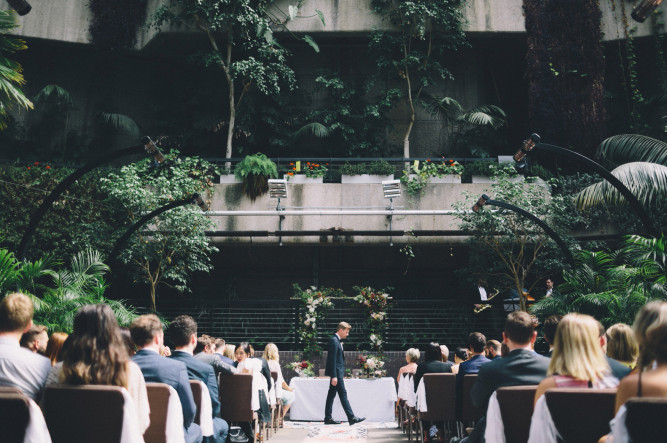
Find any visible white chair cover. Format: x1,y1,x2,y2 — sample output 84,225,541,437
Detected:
526,395,558,443
119,388,144,443
609,404,630,443
397,373,408,400
24,397,52,443
165,385,186,443
406,374,416,408
269,378,277,407
416,378,427,412
484,391,505,443
194,381,214,437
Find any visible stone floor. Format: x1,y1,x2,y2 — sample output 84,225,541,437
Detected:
264,420,407,442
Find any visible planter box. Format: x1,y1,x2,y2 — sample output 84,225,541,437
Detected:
430,174,462,184
219,175,242,184
284,175,324,184
341,174,394,184
472,175,496,184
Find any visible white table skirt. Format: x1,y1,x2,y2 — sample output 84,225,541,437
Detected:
288,377,398,422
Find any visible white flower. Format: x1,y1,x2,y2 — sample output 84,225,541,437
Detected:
308,307,315,313
304,320,310,326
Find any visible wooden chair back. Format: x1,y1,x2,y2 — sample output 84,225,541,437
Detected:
270,371,278,384
545,388,616,443
189,380,203,425
461,374,484,421
625,397,667,442
418,373,456,421
218,373,254,422
144,382,173,443
496,385,538,443
0,391,31,443
43,384,125,443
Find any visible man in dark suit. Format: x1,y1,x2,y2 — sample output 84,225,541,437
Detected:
484,340,501,360
413,342,453,391
168,316,229,443
194,336,238,376
456,332,491,418
130,314,203,443
324,322,365,425
452,311,550,443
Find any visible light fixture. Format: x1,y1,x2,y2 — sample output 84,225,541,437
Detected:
513,133,541,163
382,179,401,200
268,179,288,199
142,136,165,163
631,0,663,22
7,0,31,15
472,194,489,213
193,194,208,211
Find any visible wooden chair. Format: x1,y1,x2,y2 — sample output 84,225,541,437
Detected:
189,380,214,439
0,390,32,443
219,373,260,442
461,374,484,422
270,371,281,434
545,388,617,443
144,382,185,443
418,374,457,443
625,397,667,442
496,385,538,443
43,385,127,443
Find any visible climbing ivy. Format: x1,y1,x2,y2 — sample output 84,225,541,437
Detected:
89,0,149,50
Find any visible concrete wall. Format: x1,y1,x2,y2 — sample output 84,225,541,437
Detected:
11,0,662,48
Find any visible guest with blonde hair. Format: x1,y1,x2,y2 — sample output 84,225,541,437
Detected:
263,343,295,424
44,332,68,366
605,323,638,369
397,348,420,384
224,344,236,360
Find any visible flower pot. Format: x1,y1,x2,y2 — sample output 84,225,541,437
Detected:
284,175,324,184
341,174,394,184
219,175,242,184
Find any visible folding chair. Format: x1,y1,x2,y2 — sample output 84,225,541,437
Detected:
0,390,32,443
459,373,484,436
418,374,457,442
625,397,667,442
189,380,214,440
219,373,260,442
270,371,281,433
144,382,186,443
496,386,538,443
545,388,616,443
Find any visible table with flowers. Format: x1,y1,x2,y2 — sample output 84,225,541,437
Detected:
288,376,397,422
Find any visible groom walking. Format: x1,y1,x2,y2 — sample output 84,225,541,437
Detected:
324,322,366,425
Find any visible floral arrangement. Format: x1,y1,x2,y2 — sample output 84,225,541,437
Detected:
356,355,386,378
353,286,391,356
285,358,315,377
285,161,328,179
293,284,339,359
400,159,465,195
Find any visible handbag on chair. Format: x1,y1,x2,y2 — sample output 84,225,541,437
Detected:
229,426,249,443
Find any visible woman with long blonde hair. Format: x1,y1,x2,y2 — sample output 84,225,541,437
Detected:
263,343,295,424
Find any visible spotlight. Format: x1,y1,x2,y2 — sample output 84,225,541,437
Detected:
472,194,489,213
513,133,541,163
7,0,31,16
631,0,663,22
268,179,288,199
142,136,165,163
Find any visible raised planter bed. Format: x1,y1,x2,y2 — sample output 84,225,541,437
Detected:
341,174,394,184
284,175,324,184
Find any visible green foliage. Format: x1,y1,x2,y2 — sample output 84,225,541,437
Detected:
88,0,148,49
340,160,395,176
353,286,391,356
597,134,667,168
234,153,278,200
400,159,464,195
0,11,33,130
292,284,338,360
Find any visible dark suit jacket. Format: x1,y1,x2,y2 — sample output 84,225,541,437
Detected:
607,356,632,380
216,353,235,366
413,360,453,391
170,350,222,417
133,349,197,428
325,334,345,379
471,349,549,413
456,354,491,417
256,357,273,392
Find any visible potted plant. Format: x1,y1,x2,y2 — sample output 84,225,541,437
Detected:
341,160,395,183
234,153,278,201
400,159,465,195
284,161,328,183
464,160,497,183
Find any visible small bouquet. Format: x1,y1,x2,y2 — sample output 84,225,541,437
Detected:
357,355,386,378
285,359,315,377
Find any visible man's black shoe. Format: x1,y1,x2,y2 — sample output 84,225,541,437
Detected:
324,419,341,425
349,417,366,425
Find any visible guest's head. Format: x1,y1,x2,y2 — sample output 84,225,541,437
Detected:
337,321,352,339
235,342,251,362
224,344,236,360
500,342,509,357
129,314,163,350
633,301,667,369
468,332,486,354
485,340,501,358
119,327,135,356
406,348,420,364
454,347,469,363
45,332,68,365
549,313,609,383
168,315,198,351
61,304,129,387
264,343,280,362
20,324,48,353
503,311,537,349
0,293,34,335
214,338,226,353
543,315,563,348
606,323,638,366
424,342,442,362
440,345,449,362
194,335,211,355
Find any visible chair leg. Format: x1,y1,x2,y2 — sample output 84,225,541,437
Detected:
419,420,424,443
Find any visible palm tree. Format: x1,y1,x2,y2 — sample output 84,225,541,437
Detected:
0,10,33,130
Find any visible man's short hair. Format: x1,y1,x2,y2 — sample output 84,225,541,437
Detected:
214,338,225,350
543,315,563,345
468,332,487,353
504,311,535,344
195,335,212,354
129,314,163,347
0,293,34,333
20,324,47,348
337,321,352,331
486,339,501,353
168,315,197,348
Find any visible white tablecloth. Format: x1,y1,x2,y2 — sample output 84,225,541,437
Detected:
288,377,398,422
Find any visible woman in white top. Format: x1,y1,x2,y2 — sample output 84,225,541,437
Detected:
236,342,271,422
263,343,295,425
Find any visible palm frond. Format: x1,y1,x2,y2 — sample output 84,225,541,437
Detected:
597,134,667,168
459,105,506,129
422,94,463,121
33,84,75,106
292,122,330,139
575,162,667,209
0,248,19,295
99,112,141,136
70,249,110,277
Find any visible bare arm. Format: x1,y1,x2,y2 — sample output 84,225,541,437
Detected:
534,376,557,406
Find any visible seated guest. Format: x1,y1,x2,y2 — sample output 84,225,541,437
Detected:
263,343,295,423
456,333,491,418
20,323,48,354
53,305,150,436
440,345,450,362
485,340,501,360
451,347,469,375
168,316,229,443
397,347,420,384
45,332,68,366
131,314,202,443
194,335,237,375
0,293,51,400
605,323,638,369
120,327,136,356
223,344,236,361
452,311,550,443
413,342,453,391
542,315,562,357
235,342,271,443
601,301,667,443
597,321,632,380
249,344,273,394
213,338,235,365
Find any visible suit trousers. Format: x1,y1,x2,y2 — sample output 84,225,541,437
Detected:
324,377,355,421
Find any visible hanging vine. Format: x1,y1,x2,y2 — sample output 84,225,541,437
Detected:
89,0,149,50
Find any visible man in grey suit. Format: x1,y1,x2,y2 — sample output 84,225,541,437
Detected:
324,322,365,425
452,311,550,443
194,336,238,376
